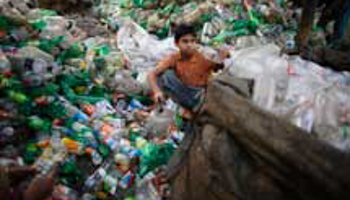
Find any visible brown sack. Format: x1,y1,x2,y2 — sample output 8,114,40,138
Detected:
167,74,350,200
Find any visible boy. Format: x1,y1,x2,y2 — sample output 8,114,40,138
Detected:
147,24,228,114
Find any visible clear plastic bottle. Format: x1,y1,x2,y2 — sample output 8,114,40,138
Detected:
17,46,55,63
201,23,213,44
7,56,48,75
85,147,103,166
39,16,70,40
6,28,29,43
0,127,15,143
84,167,107,191
136,172,159,200
58,96,89,123
81,193,96,200
195,45,224,64
50,129,64,154
32,58,49,74
33,148,55,176
53,184,79,200
285,32,296,50
72,122,98,147
0,51,11,73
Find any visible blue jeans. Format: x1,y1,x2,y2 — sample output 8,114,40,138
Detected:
157,70,204,111
333,0,350,44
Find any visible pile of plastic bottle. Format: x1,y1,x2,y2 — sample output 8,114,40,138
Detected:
0,0,334,199
96,0,304,46
0,2,188,199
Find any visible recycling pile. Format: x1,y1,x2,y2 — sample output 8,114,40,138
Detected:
0,1,187,199
95,0,306,47
0,0,348,199
226,44,350,149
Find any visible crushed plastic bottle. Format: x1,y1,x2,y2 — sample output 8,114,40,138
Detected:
0,51,11,73
4,27,29,43
84,166,107,191
136,172,159,200
58,96,90,123
85,147,103,165
52,184,79,200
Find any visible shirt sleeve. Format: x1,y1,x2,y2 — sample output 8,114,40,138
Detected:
203,55,225,71
154,53,178,74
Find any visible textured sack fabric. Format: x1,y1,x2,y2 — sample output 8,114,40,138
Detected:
167,74,350,200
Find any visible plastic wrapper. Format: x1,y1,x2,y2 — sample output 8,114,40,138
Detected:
92,100,116,119
140,143,175,177
106,70,146,94
313,86,350,141
226,45,350,143
0,2,28,28
117,20,178,72
144,109,174,139
136,172,159,200
226,43,282,79
69,15,110,38
252,55,288,111
233,35,263,50
37,16,71,40
26,9,58,21
13,46,54,63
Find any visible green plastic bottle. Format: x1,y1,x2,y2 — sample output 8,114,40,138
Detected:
38,36,65,54
59,159,84,188
30,20,47,31
129,129,141,142
95,45,110,57
24,143,43,164
8,90,28,104
139,143,175,177
0,16,19,30
28,116,51,132
57,43,85,63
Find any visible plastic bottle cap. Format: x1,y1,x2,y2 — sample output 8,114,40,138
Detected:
85,147,94,155
36,140,51,148
62,138,81,152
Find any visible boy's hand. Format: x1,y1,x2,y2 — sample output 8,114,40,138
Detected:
243,0,252,10
216,48,231,63
154,91,165,103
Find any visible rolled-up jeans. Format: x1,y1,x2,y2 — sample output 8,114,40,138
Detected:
157,70,204,111
332,0,350,46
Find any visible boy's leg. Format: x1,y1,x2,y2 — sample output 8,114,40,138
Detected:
156,70,204,111
332,0,350,47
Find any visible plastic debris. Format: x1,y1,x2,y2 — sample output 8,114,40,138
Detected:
1,0,349,199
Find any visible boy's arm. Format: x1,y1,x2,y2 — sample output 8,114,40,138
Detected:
214,63,225,72
147,55,175,102
213,48,230,71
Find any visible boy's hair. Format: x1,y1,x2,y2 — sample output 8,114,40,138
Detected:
174,24,196,43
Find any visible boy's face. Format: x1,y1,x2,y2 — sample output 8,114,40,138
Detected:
176,34,197,56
